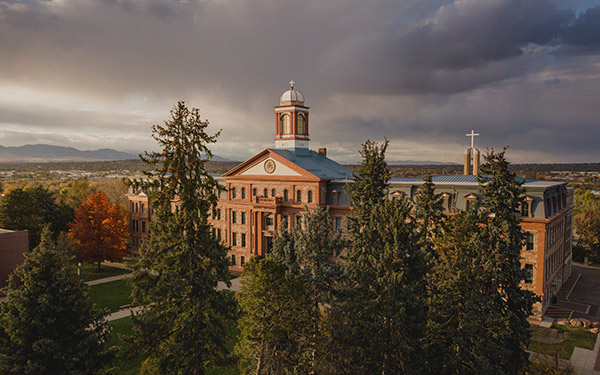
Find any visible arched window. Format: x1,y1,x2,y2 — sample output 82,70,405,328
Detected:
231,188,236,199
271,189,276,197
307,190,313,203
241,187,246,199
283,189,289,202
281,114,291,134
296,190,302,202
263,188,268,197
297,115,305,134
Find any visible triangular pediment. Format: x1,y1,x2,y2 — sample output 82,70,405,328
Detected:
223,149,320,180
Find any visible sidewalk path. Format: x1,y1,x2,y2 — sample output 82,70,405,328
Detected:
85,273,132,286
106,306,144,322
571,332,600,375
101,261,131,270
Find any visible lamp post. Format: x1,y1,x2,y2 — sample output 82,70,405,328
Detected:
77,262,82,277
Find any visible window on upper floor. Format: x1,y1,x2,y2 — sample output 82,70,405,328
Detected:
241,212,246,225
131,202,135,212
241,256,245,267
141,203,145,214
141,221,146,233
241,233,246,247
265,214,274,227
297,190,302,203
264,188,268,197
231,254,236,266
524,264,533,284
253,188,256,196
271,189,276,198
334,217,341,231
231,188,236,200
521,201,530,217
231,211,237,224
332,190,340,206
281,114,291,134
232,232,237,246
283,189,289,202
297,115,305,134
526,233,535,251
241,188,246,199
217,209,221,220
307,190,313,203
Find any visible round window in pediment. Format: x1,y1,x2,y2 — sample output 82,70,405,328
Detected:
264,159,276,174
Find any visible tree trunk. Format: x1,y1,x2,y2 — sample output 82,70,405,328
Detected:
97,261,101,271
256,348,264,375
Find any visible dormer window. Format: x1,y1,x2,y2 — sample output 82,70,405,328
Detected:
521,197,533,217
441,192,452,211
464,193,477,211
332,190,340,206
391,191,404,201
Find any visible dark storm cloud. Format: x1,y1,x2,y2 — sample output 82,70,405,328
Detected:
0,0,599,162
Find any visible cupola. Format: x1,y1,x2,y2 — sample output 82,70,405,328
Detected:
274,81,310,150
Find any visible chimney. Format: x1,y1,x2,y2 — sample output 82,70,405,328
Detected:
318,148,327,157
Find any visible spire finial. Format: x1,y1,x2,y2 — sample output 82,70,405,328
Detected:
289,80,295,89
466,130,479,148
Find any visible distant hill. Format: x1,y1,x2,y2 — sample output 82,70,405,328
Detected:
388,160,460,166
0,144,137,162
0,144,231,162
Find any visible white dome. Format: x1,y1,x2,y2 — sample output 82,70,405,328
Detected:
280,81,304,104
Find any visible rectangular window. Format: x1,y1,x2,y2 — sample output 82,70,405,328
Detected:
466,199,473,211
524,264,533,284
232,233,237,246
131,219,135,231
521,202,529,217
241,212,246,225
231,254,236,266
335,217,341,231
241,233,246,247
241,188,246,199
131,202,135,212
217,229,221,241
231,188,236,199
253,188,257,196
217,209,221,220
241,256,245,267
332,191,340,206
141,203,146,214
526,233,535,251
141,221,146,233
232,211,237,224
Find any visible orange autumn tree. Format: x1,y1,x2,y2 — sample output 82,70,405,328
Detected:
69,191,128,270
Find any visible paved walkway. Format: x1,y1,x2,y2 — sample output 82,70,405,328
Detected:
86,273,131,286
571,332,600,375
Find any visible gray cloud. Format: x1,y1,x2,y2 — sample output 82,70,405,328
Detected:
0,0,599,163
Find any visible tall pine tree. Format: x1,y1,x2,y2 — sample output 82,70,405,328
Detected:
328,139,428,375
128,102,235,374
0,228,113,375
426,147,536,375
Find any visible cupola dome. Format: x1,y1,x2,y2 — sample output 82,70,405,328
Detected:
280,80,304,105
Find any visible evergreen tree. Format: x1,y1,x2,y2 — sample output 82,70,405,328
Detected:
328,140,428,375
128,102,235,374
0,228,113,375
235,257,311,375
414,175,445,238
267,218,300,275
426,148,536,375
477,147,536,373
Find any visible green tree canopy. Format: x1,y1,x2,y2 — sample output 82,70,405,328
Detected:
0,228,113,375
128,101,235,374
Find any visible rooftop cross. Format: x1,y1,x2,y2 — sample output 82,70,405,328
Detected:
466,130,479,148
289,80,295,89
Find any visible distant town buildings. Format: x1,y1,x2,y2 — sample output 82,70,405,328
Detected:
127,83,573,318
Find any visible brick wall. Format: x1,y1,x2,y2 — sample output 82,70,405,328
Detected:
0,230,29,288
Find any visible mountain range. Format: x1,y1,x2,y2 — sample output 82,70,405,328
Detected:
0,144,232,162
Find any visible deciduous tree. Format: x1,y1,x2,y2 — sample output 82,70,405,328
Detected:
68,191,128,270
0,228,113,375
128,101,235,374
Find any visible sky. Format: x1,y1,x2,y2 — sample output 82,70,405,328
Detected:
1,0,599,164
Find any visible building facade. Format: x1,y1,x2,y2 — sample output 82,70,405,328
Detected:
127,84,572,317
0,229,29,288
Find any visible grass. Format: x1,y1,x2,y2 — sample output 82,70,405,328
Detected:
88,279,133,313
528,323,597,359
78,263,130,282
105,316,240,375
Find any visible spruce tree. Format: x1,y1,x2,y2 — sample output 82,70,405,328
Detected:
128,102,235,374
235,257,311,375
426,148,536,375
329,140,428,375
0,228,113,375
267,218,300,275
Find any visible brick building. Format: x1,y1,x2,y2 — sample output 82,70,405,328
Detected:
0,229,29,288
127,83,572,317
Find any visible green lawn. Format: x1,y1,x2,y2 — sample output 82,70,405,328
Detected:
88,279,133,313
78,263,130,282
528,323,597,359
105,313,240,374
